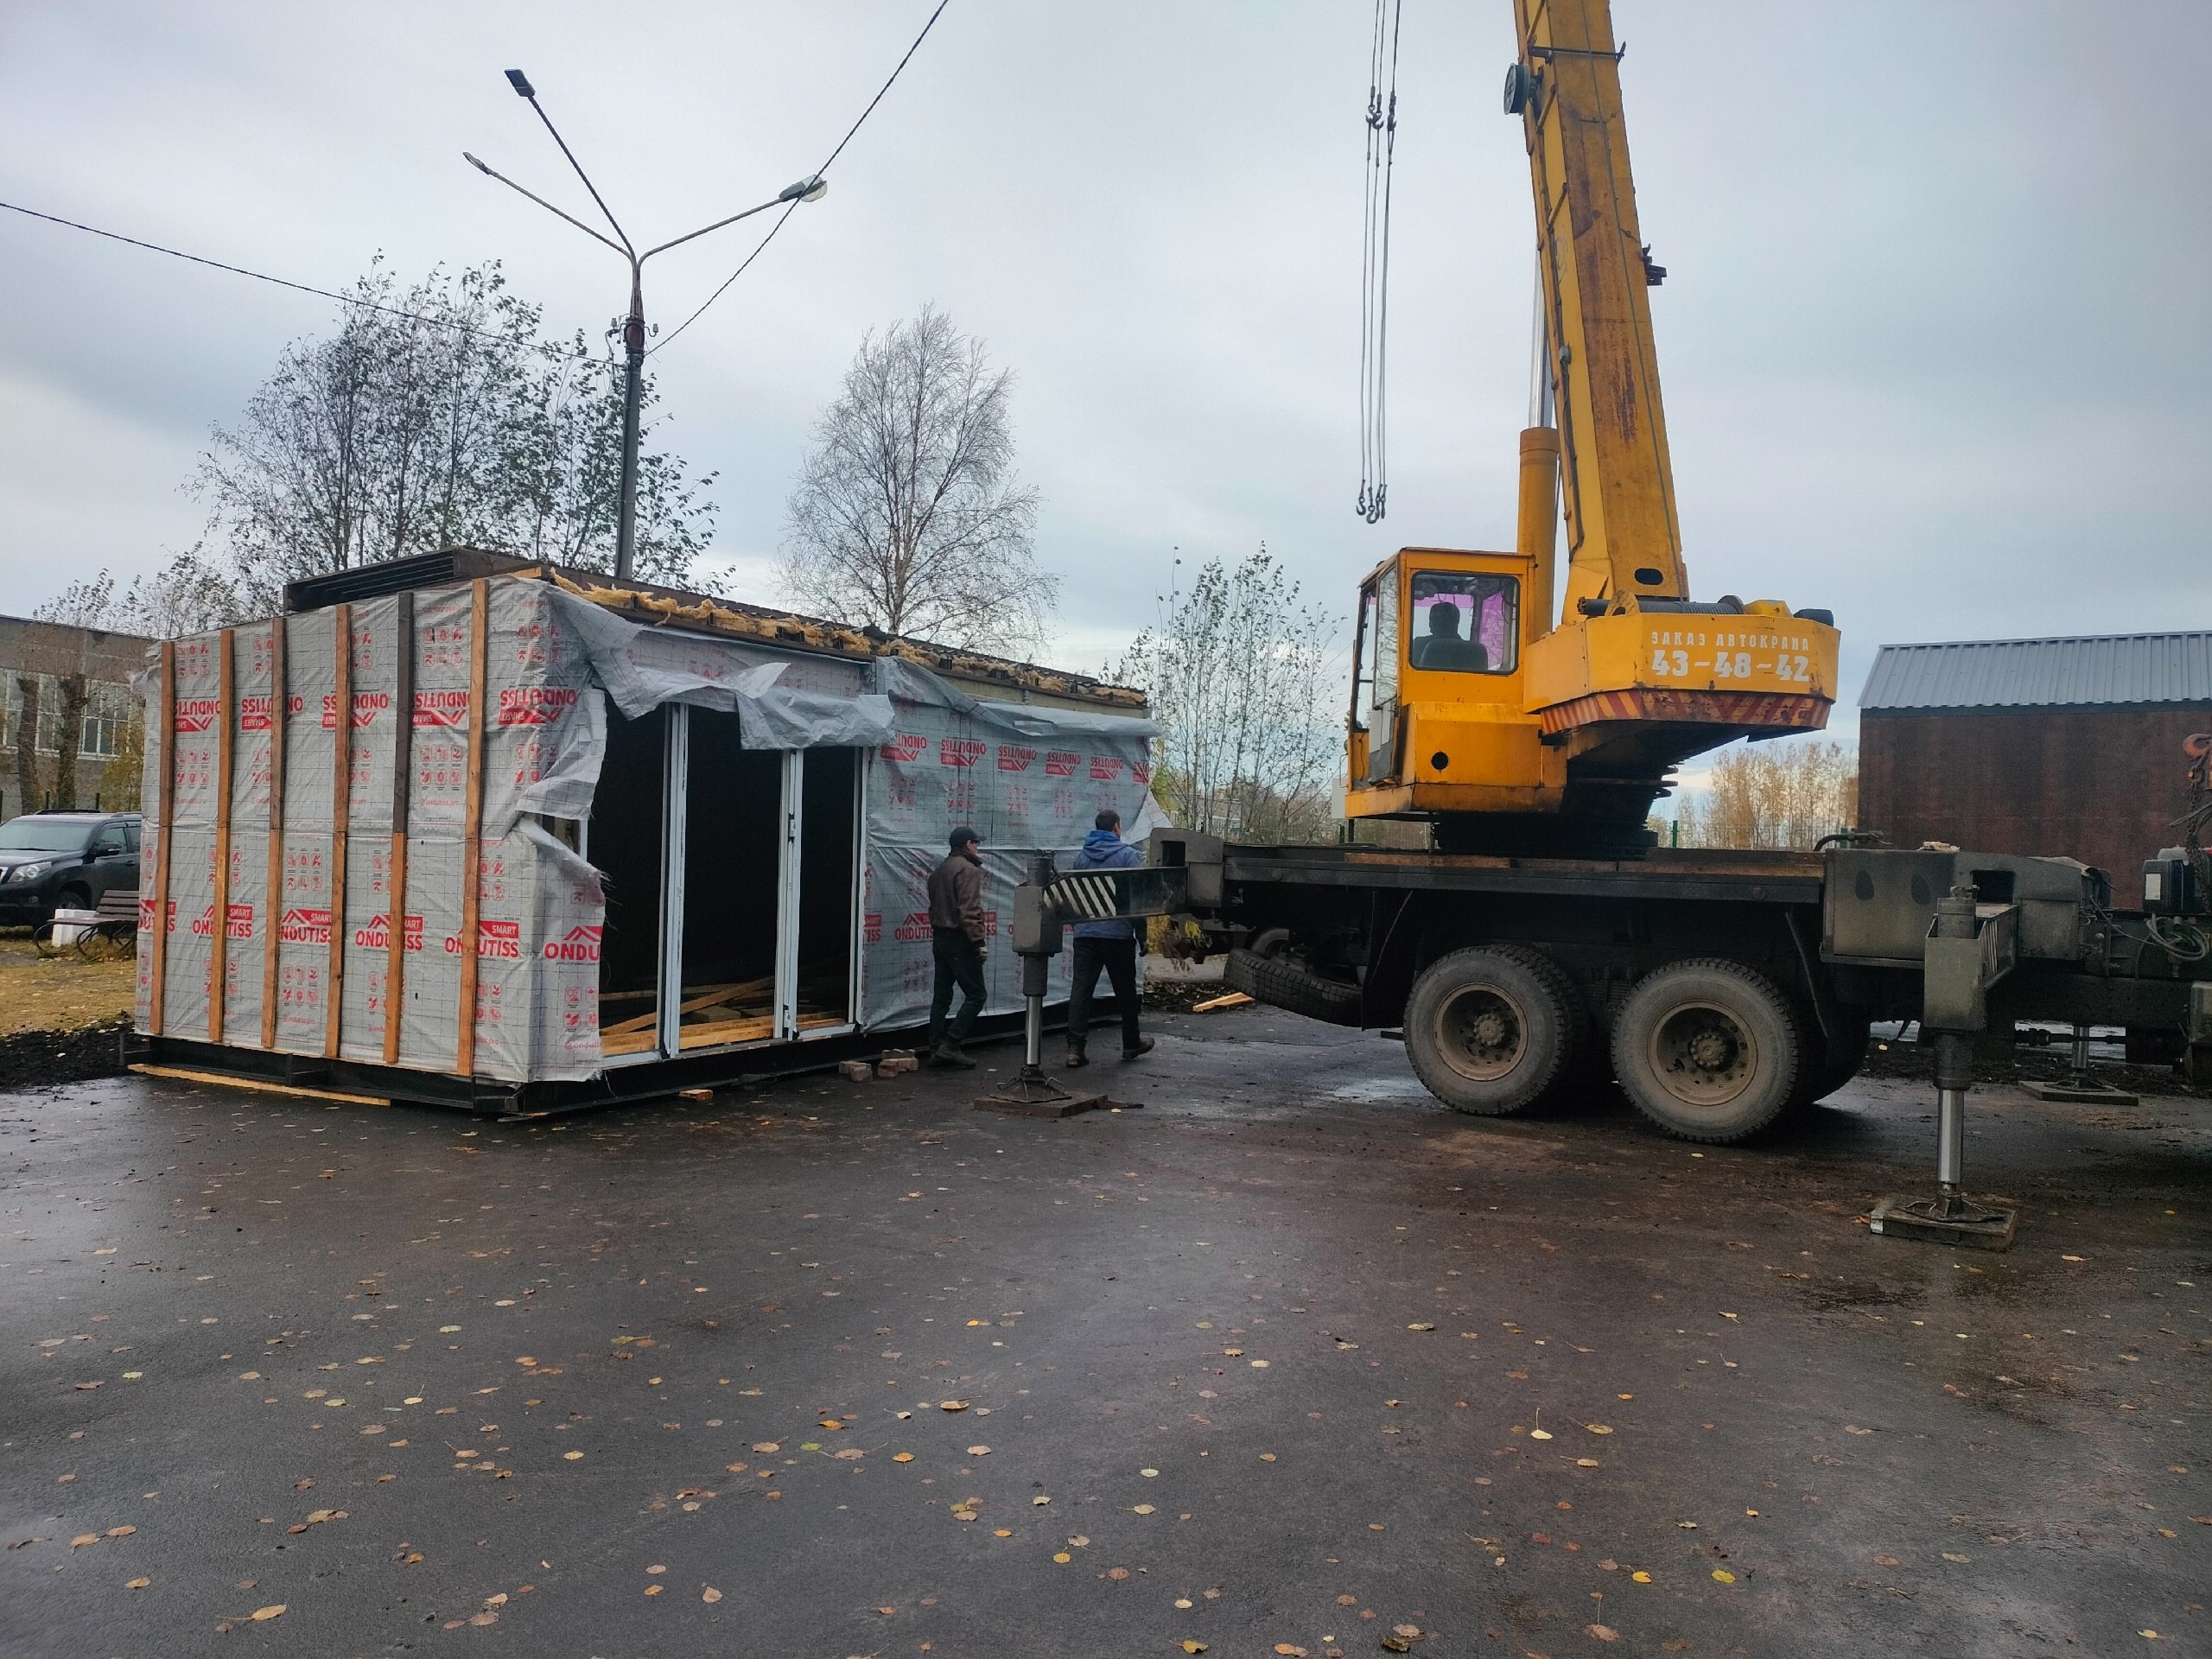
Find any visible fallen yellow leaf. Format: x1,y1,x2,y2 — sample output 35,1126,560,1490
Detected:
1587,1424,1613,1435
966,1446,991,1457
702,1587,723,1603
1181,1643,1209,1655
563,1451,583,1461
940,1401,969,1412
1631,1570,1652,1583
1052,1552,1071,1564
1133,1504,1156,1516
1408,1322,1435,1332
1529,1429,1553,1441
251,1605,286,1621
1712,1568,1735,1583
125,1577,149,1590
893,1452,915,1463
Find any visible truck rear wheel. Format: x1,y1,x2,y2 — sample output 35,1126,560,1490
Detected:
1404,945,1584,1116
1611,958,1801,1143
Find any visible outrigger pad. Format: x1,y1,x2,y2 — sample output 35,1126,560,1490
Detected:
2019,1079,2139,1105
974,1090,1112,1118
1868,1193,2018,1251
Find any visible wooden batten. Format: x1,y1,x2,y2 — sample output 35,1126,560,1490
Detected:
381,593,416,1065
207,629,236,1043
454,579,490,1077
322,603,353,1059
259,617,289,1050
146,641,177,1037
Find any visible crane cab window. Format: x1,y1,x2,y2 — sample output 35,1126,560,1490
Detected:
1353,566,1400,730
1408,571,1517,675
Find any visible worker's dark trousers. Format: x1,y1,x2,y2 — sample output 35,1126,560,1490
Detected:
1067,935,1141,1053
929,930,987,1051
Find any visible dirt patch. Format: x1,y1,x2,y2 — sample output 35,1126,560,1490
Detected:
0,1014,129,1090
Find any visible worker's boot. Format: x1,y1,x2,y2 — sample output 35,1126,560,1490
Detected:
1065,1040,1088,1069
931,1045,976,1070
1122,1036,1155,1062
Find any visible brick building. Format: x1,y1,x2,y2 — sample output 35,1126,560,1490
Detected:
0,613,155,819
1858,632,2212,907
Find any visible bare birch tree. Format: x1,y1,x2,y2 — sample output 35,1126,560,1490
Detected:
1675,739,1858,849
779,307,1051,656
1109,548,1341,843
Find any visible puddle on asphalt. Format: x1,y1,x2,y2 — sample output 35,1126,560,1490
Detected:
1330,1075,1434,1101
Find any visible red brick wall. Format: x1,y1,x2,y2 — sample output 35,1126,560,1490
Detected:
1859,707,2212,907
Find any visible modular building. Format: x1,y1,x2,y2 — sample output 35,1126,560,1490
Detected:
129,551,1156,1110
1858,631,2212,907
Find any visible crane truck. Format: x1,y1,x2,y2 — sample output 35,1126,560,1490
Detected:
1019,0,2211,1250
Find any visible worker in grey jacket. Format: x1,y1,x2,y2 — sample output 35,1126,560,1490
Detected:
1065,808,1154,1066
926,826,988,1066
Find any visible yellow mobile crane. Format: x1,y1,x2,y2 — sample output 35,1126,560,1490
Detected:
1345,0,1840,855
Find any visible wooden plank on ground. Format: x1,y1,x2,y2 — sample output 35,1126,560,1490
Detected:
1192,991,1254,1014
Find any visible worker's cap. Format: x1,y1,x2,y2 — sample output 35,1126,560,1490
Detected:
949,825,981,850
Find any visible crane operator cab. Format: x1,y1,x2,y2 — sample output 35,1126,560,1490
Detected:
1348,539,1839,858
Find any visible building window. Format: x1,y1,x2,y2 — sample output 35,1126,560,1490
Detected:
79,683,135,759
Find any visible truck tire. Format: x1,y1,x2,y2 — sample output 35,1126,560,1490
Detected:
1611,958,1802,1143
1404,945,1585,1116
1224,947,1363,1027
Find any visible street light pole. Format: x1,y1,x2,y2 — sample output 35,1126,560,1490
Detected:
467,68,827,582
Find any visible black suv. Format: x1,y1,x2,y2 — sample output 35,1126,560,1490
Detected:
0,811,142,925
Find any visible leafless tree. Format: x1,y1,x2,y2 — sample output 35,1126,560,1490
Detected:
780,307,1052,657
1675,739,1858,849
1109,548,1343,844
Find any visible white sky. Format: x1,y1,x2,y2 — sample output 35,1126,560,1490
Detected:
3,1,2208,728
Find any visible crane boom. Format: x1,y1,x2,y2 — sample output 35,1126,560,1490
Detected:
1516,0,1685,613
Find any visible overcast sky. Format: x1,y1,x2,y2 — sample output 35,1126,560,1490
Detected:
3,0,2208,739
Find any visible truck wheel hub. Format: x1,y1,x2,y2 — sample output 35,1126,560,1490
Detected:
1436,987,1528,1081
1650,1002,1756,1107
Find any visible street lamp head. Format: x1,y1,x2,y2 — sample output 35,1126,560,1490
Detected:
463,152,492,175
505,68,536,98
779,174,829,204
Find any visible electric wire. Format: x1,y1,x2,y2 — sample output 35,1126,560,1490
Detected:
651,0,952,355
0,199,530,342
1355,0,1403,524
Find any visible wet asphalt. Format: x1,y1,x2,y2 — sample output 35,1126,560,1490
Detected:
2,1009,2207,1659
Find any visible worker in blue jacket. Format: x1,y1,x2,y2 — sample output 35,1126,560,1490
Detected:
1065,807,1154,1066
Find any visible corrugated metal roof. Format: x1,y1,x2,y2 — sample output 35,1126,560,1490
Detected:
1860,632,2212,711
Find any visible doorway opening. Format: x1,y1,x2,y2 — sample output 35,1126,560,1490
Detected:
591,705,667,1058
674,709,784,1049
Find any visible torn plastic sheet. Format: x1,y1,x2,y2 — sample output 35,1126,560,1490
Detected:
548,585,1154,747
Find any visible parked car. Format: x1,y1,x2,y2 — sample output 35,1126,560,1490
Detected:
0,811,142,926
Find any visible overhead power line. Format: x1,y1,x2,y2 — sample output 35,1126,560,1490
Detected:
2,0,952,357
0,198,525,341
651,0,953,354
